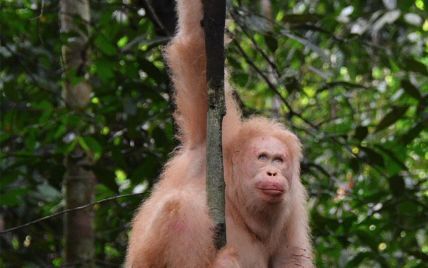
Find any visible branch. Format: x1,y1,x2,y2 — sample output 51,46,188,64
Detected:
203,0,227,250
0,193,144,234
232,39,318,129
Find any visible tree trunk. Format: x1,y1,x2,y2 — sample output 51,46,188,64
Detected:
203,0,227,250
59,0,95,267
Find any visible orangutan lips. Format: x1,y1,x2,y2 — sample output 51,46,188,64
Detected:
256,181,285,196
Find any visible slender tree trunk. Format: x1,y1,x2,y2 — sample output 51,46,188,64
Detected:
59,1,95,267
203,0,227,250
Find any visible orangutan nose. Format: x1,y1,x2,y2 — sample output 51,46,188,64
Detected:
267,171,277,177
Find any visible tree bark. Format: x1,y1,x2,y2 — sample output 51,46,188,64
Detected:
203,0,227,250
59,0,95,267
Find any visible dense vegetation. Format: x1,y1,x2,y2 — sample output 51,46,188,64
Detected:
1,0,427,267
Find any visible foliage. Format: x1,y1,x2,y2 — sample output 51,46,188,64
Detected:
1,0,173,266
0,0,427,267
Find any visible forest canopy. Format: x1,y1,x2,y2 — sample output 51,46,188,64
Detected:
0,0,427,267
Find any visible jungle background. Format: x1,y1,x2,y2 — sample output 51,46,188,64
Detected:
1,0,427,267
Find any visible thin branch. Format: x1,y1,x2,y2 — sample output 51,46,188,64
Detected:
204,0,227,250
0,193,144,234
230,17,280,77
232,39,319,129
143,0,170,35
1,42,65,102
233,41,392,181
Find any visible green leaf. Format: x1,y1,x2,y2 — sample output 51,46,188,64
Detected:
94,59,115,81
401,79,421,100
374,145,407,172
117,36,128,48
95,34,116,56
360,147,385,167
400,121,426,145
54,124,67,140
33,100,53,124
78,136,90,152
375,105,408,133
402,57,428,75
0,188,28,206
79,136,103,160
63,139,78,155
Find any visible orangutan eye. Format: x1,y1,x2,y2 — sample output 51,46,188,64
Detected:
258,153,268,161
273,157,284,164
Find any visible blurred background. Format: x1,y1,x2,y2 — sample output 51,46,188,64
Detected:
0,0,427,267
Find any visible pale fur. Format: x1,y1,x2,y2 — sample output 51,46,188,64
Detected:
125,0,313,267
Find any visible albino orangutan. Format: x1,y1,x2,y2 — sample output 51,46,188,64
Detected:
125,0,313,267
